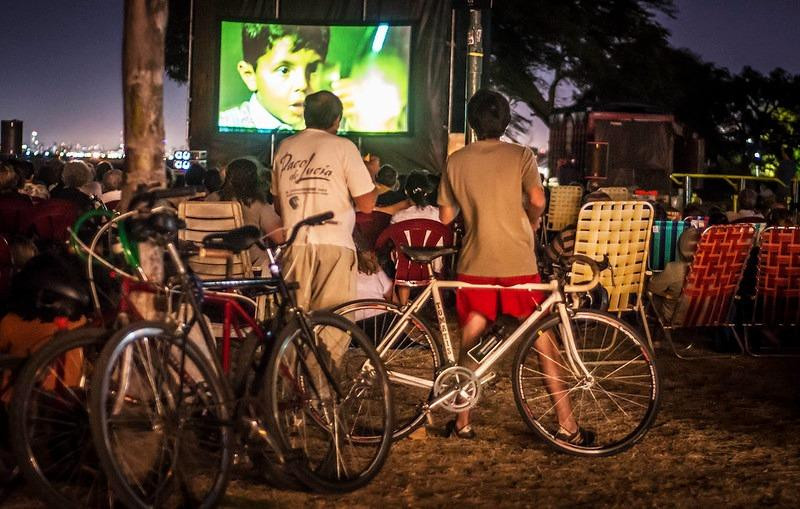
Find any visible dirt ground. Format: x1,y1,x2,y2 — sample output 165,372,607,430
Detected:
7,337,800,508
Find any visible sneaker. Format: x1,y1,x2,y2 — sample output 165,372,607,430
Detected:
555,426,596,446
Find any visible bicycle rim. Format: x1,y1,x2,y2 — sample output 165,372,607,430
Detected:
89,321,232,508
334,299,442,440
512,311,660,456
265,311,393,493
9,328,110,508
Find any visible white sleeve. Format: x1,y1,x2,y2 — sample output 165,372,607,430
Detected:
378,270,393,292
343,141,375,198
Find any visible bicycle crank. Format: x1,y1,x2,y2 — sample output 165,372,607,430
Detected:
432,366,481,413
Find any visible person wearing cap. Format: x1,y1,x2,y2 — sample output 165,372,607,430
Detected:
648,226,701,324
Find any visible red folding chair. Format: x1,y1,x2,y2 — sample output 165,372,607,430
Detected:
375,219,454,300
744,227,800,356
0,193,34,236
650,224,756,358
22,199,80,244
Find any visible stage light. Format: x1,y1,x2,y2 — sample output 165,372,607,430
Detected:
372,24,389,53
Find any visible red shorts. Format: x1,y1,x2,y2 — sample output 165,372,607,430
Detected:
456,274,546,326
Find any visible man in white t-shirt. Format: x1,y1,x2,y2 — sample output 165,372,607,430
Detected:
271,90,377,311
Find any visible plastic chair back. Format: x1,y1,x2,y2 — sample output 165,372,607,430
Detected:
649,219,690,271
0,194,34,236
355,211,391,248
679,224,756,327
546,185,582,232
754,227,800,326
572,201,654,312
375,219,454,286
23,199,80,244
178,201,252,279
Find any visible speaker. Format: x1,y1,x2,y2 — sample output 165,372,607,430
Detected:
1,119,23,156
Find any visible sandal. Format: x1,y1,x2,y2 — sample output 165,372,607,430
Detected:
555,426,596,446
445,420,476,439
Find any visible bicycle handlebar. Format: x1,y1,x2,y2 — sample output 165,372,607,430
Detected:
561,254,609,294
281,211,335,251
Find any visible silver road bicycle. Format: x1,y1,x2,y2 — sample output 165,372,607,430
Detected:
335,247,661,456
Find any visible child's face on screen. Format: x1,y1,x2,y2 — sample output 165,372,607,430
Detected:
238,36,323,128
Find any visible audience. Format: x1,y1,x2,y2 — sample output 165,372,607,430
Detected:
50,160,95,211
727,188,762,222
100,169,124,206
648,226,701,324
390,170,440,223
354,230,394,304
207,158,284,265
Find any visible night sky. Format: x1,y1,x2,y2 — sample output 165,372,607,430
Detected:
0,0,798,151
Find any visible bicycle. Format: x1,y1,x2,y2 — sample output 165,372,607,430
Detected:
87,188,393,508
335,247,661,456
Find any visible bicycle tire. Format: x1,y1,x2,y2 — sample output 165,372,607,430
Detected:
264,311,393,493
89,321,233,509
333,299,444,440
512,310,660,456
9,328,109,508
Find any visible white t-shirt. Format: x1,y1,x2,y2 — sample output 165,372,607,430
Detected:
390,204,441,224
355,269,393,320
271,128,375,250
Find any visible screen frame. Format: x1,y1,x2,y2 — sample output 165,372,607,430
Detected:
215,17,417,137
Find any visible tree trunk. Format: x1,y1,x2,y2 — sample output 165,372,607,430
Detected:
121,0,168,212
122,0,168,313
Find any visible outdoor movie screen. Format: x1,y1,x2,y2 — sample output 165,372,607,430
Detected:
218,20,412,135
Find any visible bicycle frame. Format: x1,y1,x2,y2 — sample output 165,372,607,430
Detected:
373,274,595,407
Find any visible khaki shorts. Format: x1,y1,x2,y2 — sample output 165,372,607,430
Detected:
282,244,357,370
283,244,357,311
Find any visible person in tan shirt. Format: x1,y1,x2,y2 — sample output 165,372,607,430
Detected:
438,90,594,446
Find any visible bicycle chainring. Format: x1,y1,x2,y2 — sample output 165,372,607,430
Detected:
432,366,481,413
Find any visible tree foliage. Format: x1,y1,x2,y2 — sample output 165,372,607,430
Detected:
491,0,675,127
165,0,190,83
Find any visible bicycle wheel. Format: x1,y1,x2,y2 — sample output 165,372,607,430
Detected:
512,310,660,456
333,299,443,440
9,328,109,508
89,321,233,509
265,311,393,493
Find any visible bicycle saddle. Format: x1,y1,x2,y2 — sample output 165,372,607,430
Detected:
202,225,265,253
400,246,458,263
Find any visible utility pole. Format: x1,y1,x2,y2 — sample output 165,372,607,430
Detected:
465,1,489,144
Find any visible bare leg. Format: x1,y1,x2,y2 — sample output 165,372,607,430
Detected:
456,312,489,430
534,330,579,433
396,286,411,306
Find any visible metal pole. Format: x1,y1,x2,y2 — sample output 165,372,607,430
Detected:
275,0,280,18
684,177,691,208
446,9,455,134
186,0,194,149
270,134,275,166
362,0,367,21
465,9,483,145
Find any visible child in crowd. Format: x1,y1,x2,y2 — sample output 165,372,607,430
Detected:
354,230,394,306
390,170,440,223
220,24,329,130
